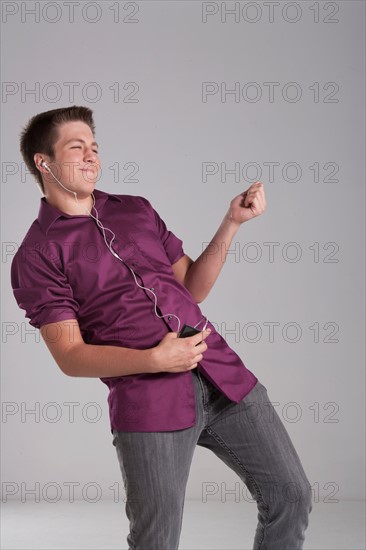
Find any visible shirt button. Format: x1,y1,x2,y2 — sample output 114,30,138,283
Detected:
168,315,173,321
150,287,155,291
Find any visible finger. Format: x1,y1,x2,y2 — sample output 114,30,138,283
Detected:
257,185,266,208
250,196,264,215
244,192,254,207
248,182,264,198
248,182,263,193
247,189,265,211
248,186,263,200
244,184,265,209
195,341,208,354
193,328,211,345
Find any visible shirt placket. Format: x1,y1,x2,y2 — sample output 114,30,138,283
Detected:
121,250,178,333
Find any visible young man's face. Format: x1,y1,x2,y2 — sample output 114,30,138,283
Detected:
45,120,101,196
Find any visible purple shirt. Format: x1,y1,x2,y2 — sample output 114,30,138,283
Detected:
11,189,258,432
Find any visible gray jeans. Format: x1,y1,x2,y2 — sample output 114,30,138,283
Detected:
112,369,312,549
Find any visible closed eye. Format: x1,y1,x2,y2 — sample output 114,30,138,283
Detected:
71,146,99,153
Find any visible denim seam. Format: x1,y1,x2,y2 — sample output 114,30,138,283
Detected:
205,425,269,548
196,372,208,408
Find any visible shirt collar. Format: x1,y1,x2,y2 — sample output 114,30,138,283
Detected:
37,188,123,235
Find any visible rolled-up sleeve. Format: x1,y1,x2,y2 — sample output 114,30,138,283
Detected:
11,243,80,329
138,196,186,265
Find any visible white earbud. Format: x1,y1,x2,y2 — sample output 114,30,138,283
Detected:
39,159,78,199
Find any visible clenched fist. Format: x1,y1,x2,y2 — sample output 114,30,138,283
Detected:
228,182,266,226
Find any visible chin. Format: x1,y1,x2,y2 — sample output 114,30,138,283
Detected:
75,183,96,198
79,177,97,188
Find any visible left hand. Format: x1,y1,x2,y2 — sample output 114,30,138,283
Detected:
228,182,266,225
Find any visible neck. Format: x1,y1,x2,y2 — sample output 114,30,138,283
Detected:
45,191,94,216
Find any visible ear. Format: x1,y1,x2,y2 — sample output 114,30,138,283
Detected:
34,153,49,173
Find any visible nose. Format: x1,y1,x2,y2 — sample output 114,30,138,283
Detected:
84,147,98,164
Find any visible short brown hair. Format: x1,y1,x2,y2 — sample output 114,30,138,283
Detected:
20,105,96,194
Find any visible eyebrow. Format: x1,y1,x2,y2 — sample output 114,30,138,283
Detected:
64,138,99,148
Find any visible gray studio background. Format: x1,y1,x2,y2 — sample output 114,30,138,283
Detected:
1,0,365,508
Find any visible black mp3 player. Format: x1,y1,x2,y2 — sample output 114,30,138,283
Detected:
179,324,201,338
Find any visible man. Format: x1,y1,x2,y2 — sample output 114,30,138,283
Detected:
11,106,312,549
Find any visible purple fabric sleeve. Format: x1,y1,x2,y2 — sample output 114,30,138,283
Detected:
137,197,186,265
11,246,79,329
